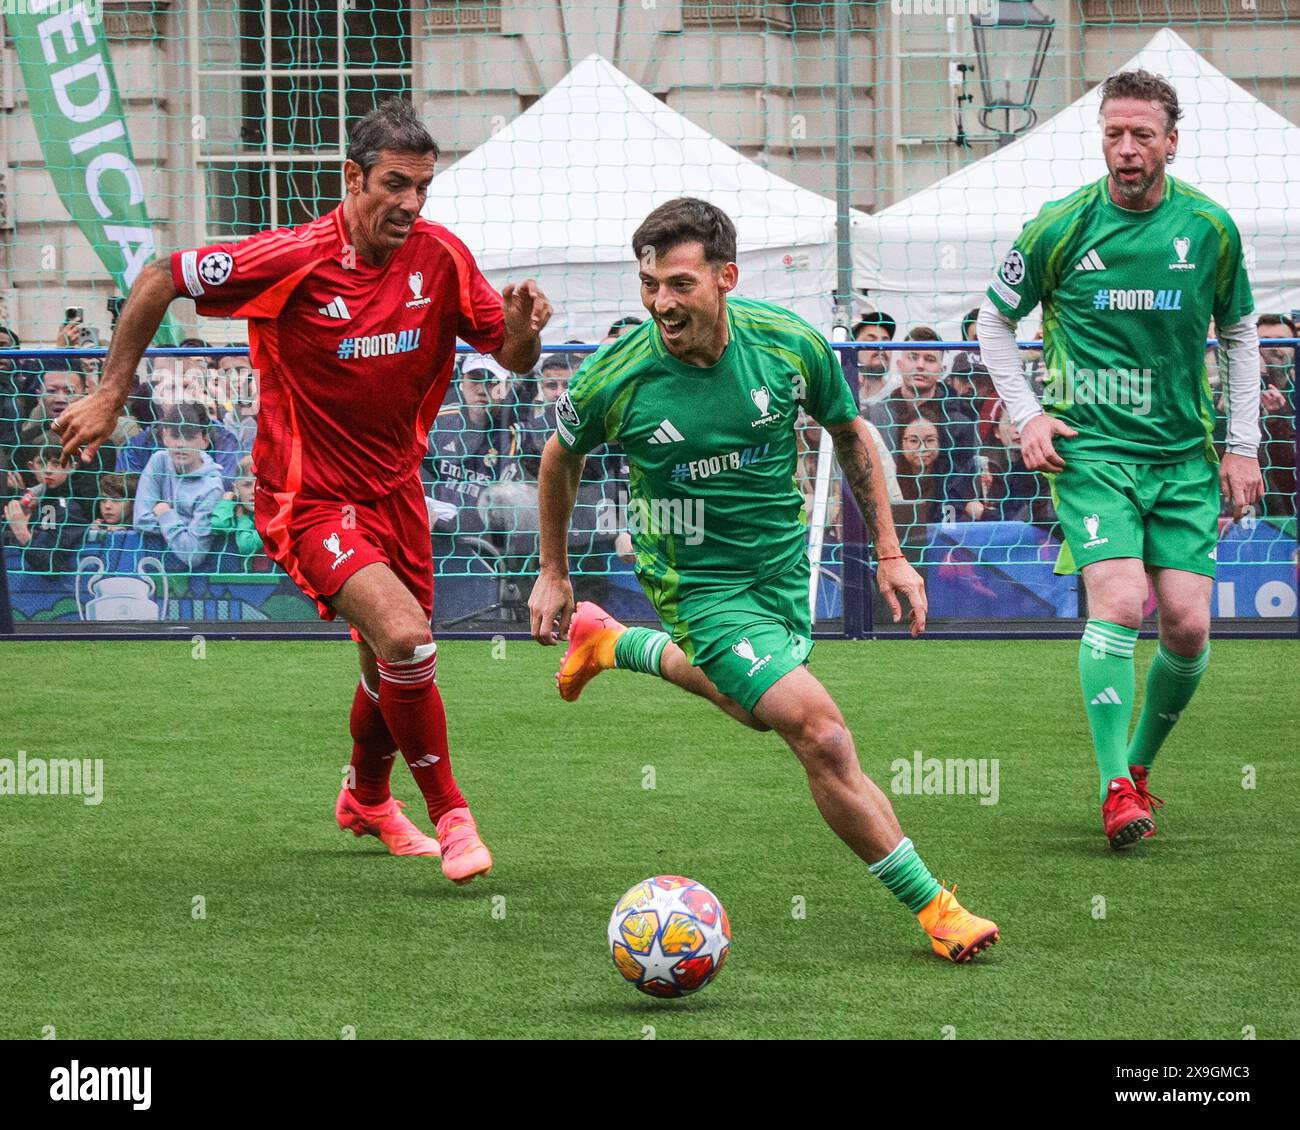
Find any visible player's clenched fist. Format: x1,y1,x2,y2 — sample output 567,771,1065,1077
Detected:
501,280,553,336
1019,413,1078,474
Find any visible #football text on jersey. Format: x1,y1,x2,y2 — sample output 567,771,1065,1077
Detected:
986,175,1253,463
172,205,506,500
554,297,857,619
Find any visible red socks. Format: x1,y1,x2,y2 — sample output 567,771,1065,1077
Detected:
376,643,467,823
347,679,397,807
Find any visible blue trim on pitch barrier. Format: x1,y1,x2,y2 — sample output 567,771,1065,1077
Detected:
2,629,1294,643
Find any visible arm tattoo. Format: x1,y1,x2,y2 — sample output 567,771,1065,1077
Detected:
832,428,881,539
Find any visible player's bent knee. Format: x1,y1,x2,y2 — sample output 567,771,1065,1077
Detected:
1092,600,1143,630
793,720,854,776
376,624,434,664
1164,619,1210,656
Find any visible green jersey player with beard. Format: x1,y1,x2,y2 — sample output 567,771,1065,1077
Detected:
977,70,1264,850
529,197,1001,965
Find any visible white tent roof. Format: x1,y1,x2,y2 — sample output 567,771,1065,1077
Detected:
422,55,843,340
853,29,1300,334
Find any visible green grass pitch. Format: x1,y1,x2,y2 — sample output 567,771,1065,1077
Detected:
1,637,1296,1040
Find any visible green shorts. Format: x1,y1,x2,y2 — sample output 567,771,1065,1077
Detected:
658,564,814,715
1049,456,1219,578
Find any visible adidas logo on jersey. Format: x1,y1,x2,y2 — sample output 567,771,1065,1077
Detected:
318,296,351,320
1074,249,1106,272
648,419,685,445
1090,686,1123,706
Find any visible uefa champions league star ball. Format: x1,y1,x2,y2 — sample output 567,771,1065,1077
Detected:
607,875,731,998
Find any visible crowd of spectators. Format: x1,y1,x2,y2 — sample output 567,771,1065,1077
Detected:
421,318,639,587
1,299,1295,581
828,302,1297,546
1,311,266,574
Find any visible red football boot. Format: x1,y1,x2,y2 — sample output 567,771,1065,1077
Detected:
1128,765,1163,839
1102,776,1154,850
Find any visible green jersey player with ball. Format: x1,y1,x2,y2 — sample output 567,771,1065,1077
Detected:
529,197,1000,964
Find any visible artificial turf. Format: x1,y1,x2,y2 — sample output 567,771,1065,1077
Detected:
0,638,1296,1039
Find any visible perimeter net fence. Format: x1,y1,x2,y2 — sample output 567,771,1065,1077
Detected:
1,2,1296,634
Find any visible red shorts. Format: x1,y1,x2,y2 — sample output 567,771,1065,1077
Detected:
254,473,434,628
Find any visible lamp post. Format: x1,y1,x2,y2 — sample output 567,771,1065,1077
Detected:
971,1,1055,147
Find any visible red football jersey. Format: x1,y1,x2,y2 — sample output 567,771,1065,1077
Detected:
171,204,505,500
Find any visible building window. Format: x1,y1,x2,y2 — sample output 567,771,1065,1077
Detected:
195,0,412,238
423,0,503,34
681,1,872,31
1080,0,1291,20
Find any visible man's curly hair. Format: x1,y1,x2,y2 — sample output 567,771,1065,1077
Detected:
1100,69,1182,133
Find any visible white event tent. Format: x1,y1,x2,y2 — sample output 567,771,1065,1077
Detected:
852,29,1300,334
421,54,850,341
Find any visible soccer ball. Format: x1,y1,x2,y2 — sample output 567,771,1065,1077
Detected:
607,875,731,998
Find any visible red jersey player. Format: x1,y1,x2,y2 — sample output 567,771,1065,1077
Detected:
54,100,551,884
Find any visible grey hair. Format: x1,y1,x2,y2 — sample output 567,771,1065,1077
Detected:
346,99,440,177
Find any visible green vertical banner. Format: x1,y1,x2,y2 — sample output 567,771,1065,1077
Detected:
10,0,179,344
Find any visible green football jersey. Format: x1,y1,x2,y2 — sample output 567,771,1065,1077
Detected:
986,174,1254,463
555,297,858,620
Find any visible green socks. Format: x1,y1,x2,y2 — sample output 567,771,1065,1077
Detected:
1080,623,1209,793
868,836,942,914
1080,619,1138,802
1128,643,1210,768
612,626,670,676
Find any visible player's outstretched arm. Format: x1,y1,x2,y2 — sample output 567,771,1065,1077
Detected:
529,434,585,645
827,417,927,637
52,258,180,466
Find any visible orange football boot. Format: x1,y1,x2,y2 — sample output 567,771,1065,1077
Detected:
917,884,1000,964
557,602,625,702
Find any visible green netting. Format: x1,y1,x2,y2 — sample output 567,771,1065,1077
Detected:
0,1,1296,629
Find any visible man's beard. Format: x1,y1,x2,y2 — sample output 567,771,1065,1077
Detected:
861,356,889,379
1112,165,1159,202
